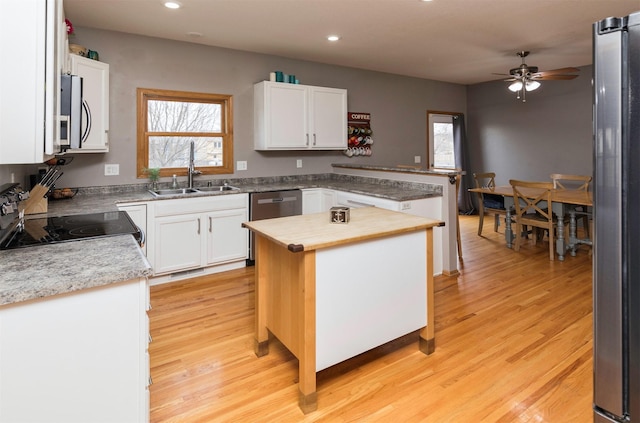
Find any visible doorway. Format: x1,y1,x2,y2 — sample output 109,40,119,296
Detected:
426,111,459,169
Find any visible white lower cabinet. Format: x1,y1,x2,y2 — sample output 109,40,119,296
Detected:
0,277,150,423
206,208,248,265
147,194,248,276
302,188,335,214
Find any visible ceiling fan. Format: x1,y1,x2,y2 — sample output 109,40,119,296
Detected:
497,51,580,102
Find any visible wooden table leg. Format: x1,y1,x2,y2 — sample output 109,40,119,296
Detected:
254,235,269,357
419,228,435,355
298,251,317,413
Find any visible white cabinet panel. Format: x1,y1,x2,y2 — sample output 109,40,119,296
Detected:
254,81,347,150
0,278,149,422
0,0,64,163
153,213,203,274
206,208,248,265
302,188,336,214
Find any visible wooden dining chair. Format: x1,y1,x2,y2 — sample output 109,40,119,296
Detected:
509,179,558,261
473,172,508,236
550,173,592,238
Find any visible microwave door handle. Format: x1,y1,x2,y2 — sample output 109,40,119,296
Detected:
81,100,92,143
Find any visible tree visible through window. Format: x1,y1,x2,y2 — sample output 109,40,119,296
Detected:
137,88,234,178
428,112,456,169
433,122,454,168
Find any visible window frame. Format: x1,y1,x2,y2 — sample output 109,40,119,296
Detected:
136,88,234,178
426,110,457,170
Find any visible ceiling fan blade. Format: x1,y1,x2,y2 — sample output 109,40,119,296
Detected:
535,67,580,76
534,74,579,80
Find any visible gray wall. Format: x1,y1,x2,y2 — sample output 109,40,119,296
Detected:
465,65,593,186
10,28,466,189
3,27,594,192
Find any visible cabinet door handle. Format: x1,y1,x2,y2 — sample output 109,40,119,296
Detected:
313,134,317,146
197,218,201,234
306,134,309,146
209,216,212,233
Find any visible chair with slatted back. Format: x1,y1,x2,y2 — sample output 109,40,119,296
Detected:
509,179,558,261
550,173,592,238
473,172,508,236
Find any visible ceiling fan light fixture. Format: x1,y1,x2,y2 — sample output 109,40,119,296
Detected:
526,80,541,91
508,81,523,92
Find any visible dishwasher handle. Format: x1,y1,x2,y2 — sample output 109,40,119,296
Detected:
257,196,299,205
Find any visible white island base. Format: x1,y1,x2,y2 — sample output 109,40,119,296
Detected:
246,207,440,413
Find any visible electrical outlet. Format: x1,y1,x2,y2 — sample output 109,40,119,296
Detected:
296,159,302,168
414,156,421,164
237,161,247,171
401,202,411,210
104,164,119,176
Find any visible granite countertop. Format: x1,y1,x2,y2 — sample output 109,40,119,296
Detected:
332,163,460,176
43,173,443,216
0,235,152,306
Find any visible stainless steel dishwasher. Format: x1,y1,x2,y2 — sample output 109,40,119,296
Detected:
248,189,302,264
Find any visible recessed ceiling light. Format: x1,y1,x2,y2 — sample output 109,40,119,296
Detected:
187,32,202,38
164,1,181,9
327,35,341,42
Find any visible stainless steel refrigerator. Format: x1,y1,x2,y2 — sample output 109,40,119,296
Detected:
593,10,640,423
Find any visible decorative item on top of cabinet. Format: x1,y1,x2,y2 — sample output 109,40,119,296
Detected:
254,81,347,150
345,112,373,157
65,54,109,153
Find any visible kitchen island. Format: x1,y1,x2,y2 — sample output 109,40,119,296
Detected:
243,207,443,413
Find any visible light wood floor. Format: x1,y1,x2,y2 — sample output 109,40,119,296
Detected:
149,214,594,422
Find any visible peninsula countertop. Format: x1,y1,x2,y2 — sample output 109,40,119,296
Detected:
243,207,444,252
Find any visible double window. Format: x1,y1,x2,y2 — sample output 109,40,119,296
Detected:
136,88,234,177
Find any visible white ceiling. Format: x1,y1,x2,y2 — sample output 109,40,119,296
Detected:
64,0,639,85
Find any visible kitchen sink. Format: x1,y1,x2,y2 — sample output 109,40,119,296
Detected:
195,185,240,192
148,188,200,197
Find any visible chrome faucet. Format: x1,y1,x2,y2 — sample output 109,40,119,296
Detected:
187,140,202,189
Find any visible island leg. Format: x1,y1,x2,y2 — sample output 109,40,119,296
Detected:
298,251,317,413
254,235,269,357
419,228,436,355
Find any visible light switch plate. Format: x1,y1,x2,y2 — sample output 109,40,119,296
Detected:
237,161,247,171
296,159,302,168
414,156,421,164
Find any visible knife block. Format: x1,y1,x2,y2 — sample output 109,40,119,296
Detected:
25,196,48,215
21,185,49,215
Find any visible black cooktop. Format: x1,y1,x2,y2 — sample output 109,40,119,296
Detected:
1,211,141,250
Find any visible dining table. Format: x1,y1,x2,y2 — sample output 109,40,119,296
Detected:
469,185,593,260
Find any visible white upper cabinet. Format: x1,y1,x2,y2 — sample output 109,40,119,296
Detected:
254,81,347,150
0,0,66,164
67,55,110,152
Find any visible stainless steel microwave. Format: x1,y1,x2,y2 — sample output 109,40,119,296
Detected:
60,74,83,150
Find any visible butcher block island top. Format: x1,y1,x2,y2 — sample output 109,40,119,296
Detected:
242,206,443,252
244,207,443,414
